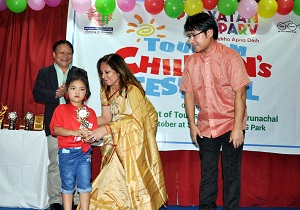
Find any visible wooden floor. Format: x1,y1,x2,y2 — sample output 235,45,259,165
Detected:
0,207,299,210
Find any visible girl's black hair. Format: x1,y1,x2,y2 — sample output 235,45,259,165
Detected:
65,68,91,103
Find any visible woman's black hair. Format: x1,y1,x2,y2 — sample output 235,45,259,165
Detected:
65,68,91,103
97,53,145,98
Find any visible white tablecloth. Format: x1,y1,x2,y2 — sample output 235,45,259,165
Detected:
0,130,49,209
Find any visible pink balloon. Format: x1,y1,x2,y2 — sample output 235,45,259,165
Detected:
117,0,135,12
0,0,7,11
44,0,61,7
72,0,91,13
28,0,45,11
238,0,258,19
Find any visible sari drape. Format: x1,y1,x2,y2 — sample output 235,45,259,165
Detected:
84,85,167,209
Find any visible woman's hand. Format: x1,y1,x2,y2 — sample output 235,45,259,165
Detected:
87,125,107,142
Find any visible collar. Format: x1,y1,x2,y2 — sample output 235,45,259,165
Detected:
201,41,218,58
54,63,72,74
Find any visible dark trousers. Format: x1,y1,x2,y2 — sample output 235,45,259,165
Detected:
197,131,244,210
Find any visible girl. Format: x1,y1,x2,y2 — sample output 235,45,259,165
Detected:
50,68,98,210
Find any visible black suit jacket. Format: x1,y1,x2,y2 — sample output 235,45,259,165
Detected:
32,65,87,136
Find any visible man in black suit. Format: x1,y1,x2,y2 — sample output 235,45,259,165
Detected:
33,40,85,210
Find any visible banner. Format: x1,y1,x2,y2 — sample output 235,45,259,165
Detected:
66,1,300,154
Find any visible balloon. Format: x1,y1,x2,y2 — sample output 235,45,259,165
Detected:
144,0,164,15
44,0,61,7
277,0,294,15
258,0,278,18
95,0,116,16
217,0,238,15
184,0,203,16
6,0,27,13
0,0,7,11
72,0,91,13
238,0,258,19
177,11,185,19
293,0,300,16
28,0,45,11
202,0,217,10
164,0,184,18
117,0,135,12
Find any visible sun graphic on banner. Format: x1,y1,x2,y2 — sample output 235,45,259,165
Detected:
126,14,166,42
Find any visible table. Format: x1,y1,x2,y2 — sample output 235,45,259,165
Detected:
0,130,49,209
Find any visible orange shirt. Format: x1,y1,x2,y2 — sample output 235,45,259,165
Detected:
180,42,250,138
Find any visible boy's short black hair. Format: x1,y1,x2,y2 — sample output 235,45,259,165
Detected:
184,12,219,40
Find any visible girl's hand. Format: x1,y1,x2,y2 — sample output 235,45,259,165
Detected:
73,128,89,138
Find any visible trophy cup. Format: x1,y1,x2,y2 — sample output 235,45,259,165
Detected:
0,103,8,129
24,112,34,130
76,107,90,140
8,111,18,130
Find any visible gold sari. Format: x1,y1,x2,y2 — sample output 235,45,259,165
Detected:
87,85,167,209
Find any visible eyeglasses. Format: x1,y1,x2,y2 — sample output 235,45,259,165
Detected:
186,31,203,41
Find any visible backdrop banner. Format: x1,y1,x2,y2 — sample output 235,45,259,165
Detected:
66,1,300,154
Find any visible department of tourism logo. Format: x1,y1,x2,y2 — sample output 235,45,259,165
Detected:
277,20,299,33
83,5,113,34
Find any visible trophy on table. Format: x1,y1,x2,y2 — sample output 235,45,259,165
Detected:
8,111,18,130
33,114,44,131
0,103,8,129
24,112,34,130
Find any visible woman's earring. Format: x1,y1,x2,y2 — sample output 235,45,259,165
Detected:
84,96,87,102
65,94,69,100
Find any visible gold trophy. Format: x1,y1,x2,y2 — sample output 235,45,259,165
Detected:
76,106,90,139
33,114,44,130
0,103,8,129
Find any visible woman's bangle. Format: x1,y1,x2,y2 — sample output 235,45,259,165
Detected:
105,124,111,134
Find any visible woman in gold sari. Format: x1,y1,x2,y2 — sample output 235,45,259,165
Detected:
82,53,167,210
